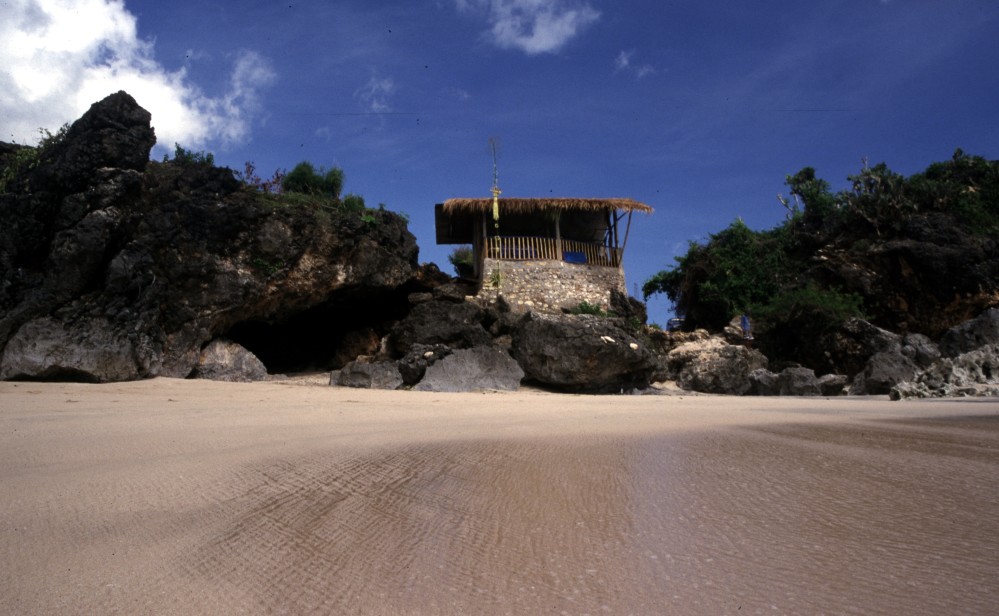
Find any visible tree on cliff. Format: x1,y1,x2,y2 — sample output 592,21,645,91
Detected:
644,150,999,370
282,161,345,201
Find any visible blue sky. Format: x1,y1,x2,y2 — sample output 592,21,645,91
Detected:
3,0,999,321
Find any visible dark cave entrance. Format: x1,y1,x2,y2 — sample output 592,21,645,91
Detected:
223,287,411,374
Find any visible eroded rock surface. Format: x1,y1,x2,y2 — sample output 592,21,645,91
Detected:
0,91,419,382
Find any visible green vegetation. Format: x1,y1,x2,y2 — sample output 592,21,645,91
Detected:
643,150,997,364
448,246,474,277
342,193,365,212
643,219,800,328
0,124,70,193
282,161,344,200
782,149,999,236
229,157,388,223
251,257,285,277
166,142,214,167
0,146,37,193
570,301,608,316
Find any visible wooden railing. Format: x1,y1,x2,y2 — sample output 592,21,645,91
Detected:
486,236,621,267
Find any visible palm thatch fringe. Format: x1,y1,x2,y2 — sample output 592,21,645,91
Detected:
442,197,653,214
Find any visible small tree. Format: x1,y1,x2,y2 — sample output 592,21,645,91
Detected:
168,143,214,167
342,193,365,212
448,246,474,278
281,161,344,200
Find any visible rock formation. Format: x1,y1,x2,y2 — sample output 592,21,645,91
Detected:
413,346,524,392
510,312,658,393
190,339,268,383
662,336,769,396
4,91,995,398
891,309,999,399
0,92,419,382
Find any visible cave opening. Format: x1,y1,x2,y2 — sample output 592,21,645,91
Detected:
224,287,411,375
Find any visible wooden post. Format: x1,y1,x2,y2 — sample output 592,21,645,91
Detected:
555,211,562,263
619,211,634,268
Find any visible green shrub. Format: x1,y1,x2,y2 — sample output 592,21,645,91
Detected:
0,125,70,193
0,146,38,193
571,301,608,316
282,161,344,200
168,143,214,167
342,193,365,212
448,246,474,277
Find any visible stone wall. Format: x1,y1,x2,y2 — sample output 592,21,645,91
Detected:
476,258,626,313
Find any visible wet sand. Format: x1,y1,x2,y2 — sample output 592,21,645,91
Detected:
1,378,997,615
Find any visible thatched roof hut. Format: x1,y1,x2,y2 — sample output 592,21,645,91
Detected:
435,196,653,271
441,197,653,215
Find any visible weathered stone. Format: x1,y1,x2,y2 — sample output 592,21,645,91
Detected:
817,373,849,396
0,91,420,382
939,308,999,357
667,338,769,395
397,344,452,386
749,368,780,396
778,366,821,396
388,300,491,356
609,289,647,324
191,339,268,382
901,333,941,368
891,343,999,399
805,212,999,343
413,346,524,392
0,316,143,382
826,318,902,378
31,90,156,194
432,282,475,303
849,351,919,395
477,259,626,314
511,313,656,393
336,360,404,390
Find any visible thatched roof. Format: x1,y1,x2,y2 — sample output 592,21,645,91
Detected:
442,197,653,215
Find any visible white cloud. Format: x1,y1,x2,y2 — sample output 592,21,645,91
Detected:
0,0,274,152
615,49,656,80
355,74,396,113
456,0,600,54
446,86,472,101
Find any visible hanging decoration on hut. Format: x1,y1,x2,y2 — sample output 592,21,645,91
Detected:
489,137,501,231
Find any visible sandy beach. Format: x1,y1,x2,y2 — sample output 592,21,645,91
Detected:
1,378,997,615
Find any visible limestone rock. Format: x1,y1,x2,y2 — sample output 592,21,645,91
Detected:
749,368,780,396
849,351,920,395
609,289,647,324
413,346,524,392
891,343,999,399
388,300,491,356
0,316,144,382
30,90,156,194
666,337,768,395
939,308,999,358
397,344,452,386
827,318,902,378
901,333,941,368
0,91,420,381
511,313,656,393
336,360,404,390
190,339,268,382
817,373,849,396
777,366,821,396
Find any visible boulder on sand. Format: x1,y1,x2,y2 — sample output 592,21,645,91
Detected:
190,339,268,382
413,346,524,392
511,312,657,393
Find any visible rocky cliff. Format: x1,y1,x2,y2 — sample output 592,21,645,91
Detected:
0,92,420,381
